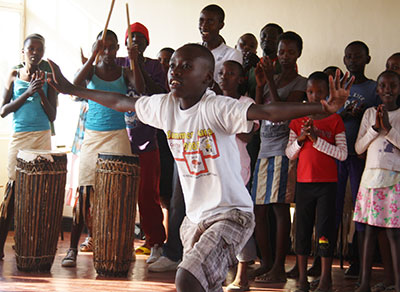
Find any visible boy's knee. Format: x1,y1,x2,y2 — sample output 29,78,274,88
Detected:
175,268,205,292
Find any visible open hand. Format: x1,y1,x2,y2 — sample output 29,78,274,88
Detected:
321,69,355,114
46,59,74,94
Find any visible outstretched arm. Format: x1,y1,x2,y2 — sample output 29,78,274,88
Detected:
247,70,354,122
47,59,137,113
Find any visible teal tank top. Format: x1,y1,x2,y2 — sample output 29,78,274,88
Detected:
86,69,127,131
12,75,51,132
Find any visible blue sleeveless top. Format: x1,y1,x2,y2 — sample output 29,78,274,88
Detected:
85,70,127,131
12,75,51,133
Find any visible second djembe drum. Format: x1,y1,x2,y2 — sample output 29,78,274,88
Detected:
93,153,140,277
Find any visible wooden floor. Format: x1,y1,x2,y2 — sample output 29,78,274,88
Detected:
0,232,383,292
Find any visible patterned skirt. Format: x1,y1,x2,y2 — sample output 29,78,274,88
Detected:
353,183,400,228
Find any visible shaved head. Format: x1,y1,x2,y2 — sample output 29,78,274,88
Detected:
177,43,215,73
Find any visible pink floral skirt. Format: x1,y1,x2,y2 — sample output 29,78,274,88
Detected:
353,183,400,228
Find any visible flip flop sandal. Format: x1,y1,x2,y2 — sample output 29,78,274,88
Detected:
226,283,250,292
135,246,151,255
254,273,287,283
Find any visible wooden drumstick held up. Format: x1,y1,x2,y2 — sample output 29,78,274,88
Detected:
126,3,134,71
95,0,116,64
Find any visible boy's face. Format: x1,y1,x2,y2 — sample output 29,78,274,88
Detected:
218,62,242,92
158,50,173,73
260,26,280,56
386,55,400,75
23,39,44,66
130,32,147,54
237,35,257,54
343,44,370,74
168,47,212,100
377,74,400,106
100,35,119,64
199,10,223,43
306,79,329,103
277,39,300,68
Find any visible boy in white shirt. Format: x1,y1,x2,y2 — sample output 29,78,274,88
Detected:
47,43,352,292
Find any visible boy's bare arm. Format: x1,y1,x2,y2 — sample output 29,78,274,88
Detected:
247,70,354,122
47,59,137,113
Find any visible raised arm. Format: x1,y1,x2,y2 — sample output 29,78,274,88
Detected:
47,59,137,113
124,45,145,94
73,40,103,86
248,70,354,122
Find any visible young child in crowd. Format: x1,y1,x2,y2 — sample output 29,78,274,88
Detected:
236,33,259,74
199,4,242,84
353,70,400,292
47,43,353,292
61,30,136,267
116,22,167,262
386,53,400,107
337,41,381,279
218,60,260,291
157,47,175,79
286,71,348,292
0,34,57,260
252,31,307,283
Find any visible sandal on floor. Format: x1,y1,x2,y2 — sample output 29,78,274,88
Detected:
371,282,386,292
286,266,299,279
254,272,287,283
314,288,333,292
135,246,151,255
226,283,250,292
293,282,310,292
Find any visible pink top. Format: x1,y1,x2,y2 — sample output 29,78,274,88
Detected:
236,96,260,185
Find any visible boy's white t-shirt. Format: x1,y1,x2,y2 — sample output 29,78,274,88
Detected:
211,43,243,83
135,89,254,223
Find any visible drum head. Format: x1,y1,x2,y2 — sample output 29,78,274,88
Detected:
98,152,139,164
17,149,66,163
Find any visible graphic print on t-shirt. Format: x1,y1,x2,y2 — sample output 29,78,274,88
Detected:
166,128,220,176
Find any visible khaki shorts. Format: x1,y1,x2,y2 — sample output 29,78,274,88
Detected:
179,209,255,292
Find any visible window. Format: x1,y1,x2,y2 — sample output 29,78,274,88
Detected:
0,0,24,135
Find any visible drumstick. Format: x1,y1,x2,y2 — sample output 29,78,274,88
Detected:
126,3,134,71
95,0,116,64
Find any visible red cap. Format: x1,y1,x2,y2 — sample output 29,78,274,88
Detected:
125,22,149,45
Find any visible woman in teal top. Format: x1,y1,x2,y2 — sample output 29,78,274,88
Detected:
61,29,142,268
0,33,57,259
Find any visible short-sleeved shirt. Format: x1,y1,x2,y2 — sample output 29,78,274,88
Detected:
211,43,243,83
337,80,380,155
289,114,345,182
258,75,307,158
116,56,167,153
135,89,254,223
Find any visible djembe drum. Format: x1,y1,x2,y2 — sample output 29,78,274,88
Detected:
93,153,140,277
14,150,67,271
